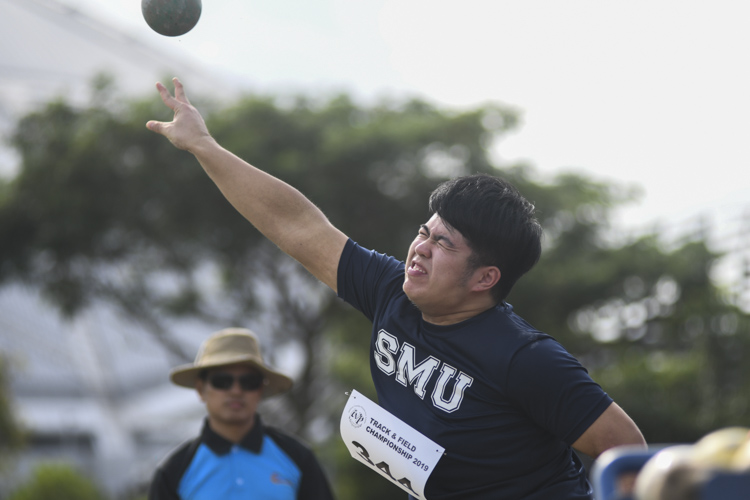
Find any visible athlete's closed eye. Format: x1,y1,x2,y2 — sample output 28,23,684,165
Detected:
417,224,457,250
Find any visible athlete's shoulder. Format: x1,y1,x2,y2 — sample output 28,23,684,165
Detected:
479,302,551,344
341,240,404,276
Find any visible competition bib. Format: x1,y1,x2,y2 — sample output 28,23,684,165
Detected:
340,390,445,499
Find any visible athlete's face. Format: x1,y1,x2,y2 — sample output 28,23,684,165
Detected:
197,364,264,430
403,214,485,322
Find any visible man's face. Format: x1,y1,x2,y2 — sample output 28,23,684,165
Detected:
196,364,264,428
403,214,482,321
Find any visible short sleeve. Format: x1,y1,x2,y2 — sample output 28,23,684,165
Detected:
336,239,404,322
506,338,613,445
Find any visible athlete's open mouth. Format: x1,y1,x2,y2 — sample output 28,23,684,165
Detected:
408,261,427,275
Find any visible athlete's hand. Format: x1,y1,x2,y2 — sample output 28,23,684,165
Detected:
146,78,213,153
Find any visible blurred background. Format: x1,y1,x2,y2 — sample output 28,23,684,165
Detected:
0,0,748,498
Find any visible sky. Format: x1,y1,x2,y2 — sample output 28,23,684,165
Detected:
58,0,750,240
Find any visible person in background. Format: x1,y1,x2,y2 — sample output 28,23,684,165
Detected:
148,327,335,500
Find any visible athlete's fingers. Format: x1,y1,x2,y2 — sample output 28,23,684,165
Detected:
172,77,191,105
153,81,177,110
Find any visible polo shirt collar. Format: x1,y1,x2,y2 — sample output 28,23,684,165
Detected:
200,414,265,456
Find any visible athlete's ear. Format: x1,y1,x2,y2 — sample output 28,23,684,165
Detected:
472,266,501,292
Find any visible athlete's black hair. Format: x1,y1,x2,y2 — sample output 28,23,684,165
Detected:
428,174,542,302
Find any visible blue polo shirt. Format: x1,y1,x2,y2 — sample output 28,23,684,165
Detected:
149,415,334,500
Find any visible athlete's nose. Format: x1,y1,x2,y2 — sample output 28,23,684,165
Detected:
414,239,432,258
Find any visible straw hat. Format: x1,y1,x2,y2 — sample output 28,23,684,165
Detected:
169,328,293,399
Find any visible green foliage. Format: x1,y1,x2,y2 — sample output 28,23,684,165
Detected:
8,464,107,500
0,359,24,457
511,197,750,443
591,331,750,444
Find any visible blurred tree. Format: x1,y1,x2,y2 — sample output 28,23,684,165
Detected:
0,79,747,498
7,463,107,500
509,192,750,444
0,358,24,465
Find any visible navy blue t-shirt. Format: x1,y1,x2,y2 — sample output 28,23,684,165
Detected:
337,239,613,500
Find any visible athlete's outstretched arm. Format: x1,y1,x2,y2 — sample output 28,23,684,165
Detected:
146,78,348,291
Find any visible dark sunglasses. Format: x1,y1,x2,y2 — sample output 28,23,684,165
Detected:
207,372,265,391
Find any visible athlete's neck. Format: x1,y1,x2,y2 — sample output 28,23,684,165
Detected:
420,302,497,326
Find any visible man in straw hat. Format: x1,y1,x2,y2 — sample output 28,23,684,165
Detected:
148,328,335,500
147,79,645,499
